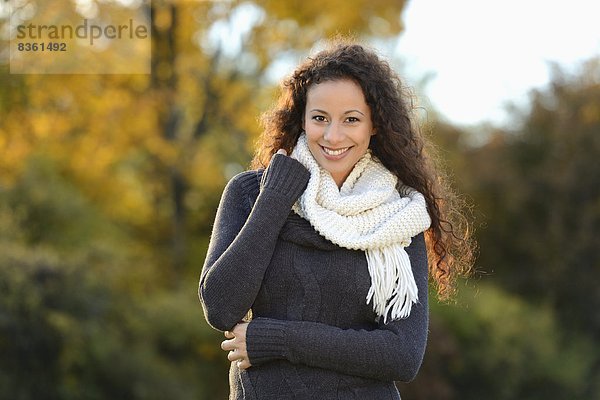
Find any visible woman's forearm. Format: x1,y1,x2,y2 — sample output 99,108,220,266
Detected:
199,155,310,331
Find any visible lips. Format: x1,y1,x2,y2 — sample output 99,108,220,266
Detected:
321,145,351,156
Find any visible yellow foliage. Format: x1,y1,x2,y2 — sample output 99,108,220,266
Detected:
1,0,410,244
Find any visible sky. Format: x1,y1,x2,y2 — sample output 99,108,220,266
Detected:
395,0,600,126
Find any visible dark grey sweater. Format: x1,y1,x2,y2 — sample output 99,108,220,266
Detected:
199,154,429,400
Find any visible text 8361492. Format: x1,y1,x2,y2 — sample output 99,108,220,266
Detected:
16,42,67,52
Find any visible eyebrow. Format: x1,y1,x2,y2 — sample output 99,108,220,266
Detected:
309,108,366,116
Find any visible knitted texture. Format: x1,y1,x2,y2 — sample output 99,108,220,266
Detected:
291,133,431,321
200,159,430,399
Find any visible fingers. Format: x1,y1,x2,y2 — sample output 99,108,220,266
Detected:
232,322,248,335
227,350,251,369
227,352,251,369
221,338,234,352
222,340,243,363
222,338,239,361
223,342,251,369
227,349,240,362
221,324,252,369
237,358,252,370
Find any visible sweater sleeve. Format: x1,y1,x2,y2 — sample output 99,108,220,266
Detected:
199,154,310,332
245,233,429,382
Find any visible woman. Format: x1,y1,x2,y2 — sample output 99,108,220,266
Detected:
199,41,474,399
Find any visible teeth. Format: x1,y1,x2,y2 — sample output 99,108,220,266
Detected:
322,146,350,156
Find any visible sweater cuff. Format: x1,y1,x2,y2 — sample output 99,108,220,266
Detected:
246,317,289,366
260,154,310,200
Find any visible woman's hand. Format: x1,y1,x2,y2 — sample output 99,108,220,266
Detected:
221,322,252,370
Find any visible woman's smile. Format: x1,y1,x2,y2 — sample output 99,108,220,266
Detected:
321,145,353,158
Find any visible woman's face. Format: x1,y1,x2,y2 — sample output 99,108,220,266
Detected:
302,79,375,188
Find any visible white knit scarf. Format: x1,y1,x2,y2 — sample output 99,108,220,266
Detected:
291,133,432,322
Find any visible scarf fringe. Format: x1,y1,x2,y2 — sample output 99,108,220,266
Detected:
291,133,429,322
365,243,418,323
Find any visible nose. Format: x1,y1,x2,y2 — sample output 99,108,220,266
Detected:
324,122,344,145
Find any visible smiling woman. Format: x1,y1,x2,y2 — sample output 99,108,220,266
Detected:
199,39,475,399
303,79,375,187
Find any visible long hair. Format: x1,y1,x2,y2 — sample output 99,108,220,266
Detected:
251,40,475,300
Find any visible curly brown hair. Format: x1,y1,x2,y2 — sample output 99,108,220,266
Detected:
250,40,475,300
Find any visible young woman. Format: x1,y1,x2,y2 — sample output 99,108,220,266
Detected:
199,41,474,399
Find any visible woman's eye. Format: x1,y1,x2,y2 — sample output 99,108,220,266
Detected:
346,117,359,123
313,115,327,122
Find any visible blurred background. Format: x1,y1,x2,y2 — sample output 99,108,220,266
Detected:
1,0,599,399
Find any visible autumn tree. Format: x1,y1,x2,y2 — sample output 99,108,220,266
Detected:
1,0,414,397
458,58,600,399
